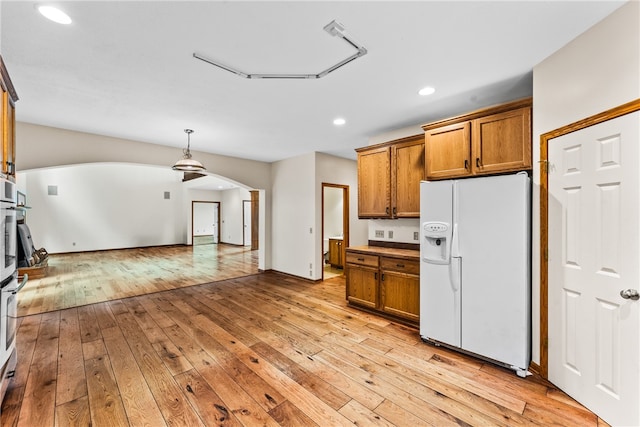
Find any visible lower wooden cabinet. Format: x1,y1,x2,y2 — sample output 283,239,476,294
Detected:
345,249,420,326
328,238,344,268
345,263,378,309
379,257,420,324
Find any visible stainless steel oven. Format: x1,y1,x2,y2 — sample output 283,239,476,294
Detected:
0,179,16,282
0,273,26,368
0,178,19,406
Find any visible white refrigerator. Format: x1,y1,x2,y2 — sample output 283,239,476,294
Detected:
419,172,531,376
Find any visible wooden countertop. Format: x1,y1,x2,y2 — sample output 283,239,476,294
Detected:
346,245,420,260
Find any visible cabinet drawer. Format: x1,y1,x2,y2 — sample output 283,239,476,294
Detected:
346,252,379,268
380,257,419,275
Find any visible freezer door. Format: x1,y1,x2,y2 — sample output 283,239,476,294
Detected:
456,173,531,369
420,181,461,347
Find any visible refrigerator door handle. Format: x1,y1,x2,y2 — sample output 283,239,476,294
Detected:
449,257,461,292
451,223,460,258
449,223,461,292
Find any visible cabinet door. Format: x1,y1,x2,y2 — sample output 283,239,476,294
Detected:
329,239,343,268
472,107,531,175
4,97,15,175
392,137,424,217
0,87,5,175
425,122,471,180
380,271,420,324
345,264,378,309
357,146,391,218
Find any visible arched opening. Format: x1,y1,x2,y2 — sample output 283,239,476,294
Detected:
15,162,264,315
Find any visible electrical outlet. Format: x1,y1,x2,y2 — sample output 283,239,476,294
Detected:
388,230,393,239
309,263,313,269
414,231,419,240
375,230,384,238
310,227,313,234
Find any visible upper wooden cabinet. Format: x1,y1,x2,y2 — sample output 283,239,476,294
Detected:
357,145,391,218
392,138,424,217
356,135,424,219
0,56,18,178
423,98,532,180
424,121,471,179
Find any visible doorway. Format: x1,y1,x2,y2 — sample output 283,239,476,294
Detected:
322,183,349,280
192,201,220,246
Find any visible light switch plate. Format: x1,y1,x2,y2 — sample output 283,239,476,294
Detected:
388,230,393,239
414,231,419,240
375,230,384,238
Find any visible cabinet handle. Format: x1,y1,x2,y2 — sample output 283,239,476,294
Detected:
381,273,385,282
392,207,397,215
386,207,390,215
476,157,481,168
396,263,404,268
374,272,378,280
357,257,365,262
464,159,469,170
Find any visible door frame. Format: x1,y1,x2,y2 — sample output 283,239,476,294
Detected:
321,183,350,280
242,199,252,247
539,98,640,378
249,190,259,250
191,201,220,246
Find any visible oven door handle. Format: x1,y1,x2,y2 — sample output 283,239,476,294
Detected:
13,274,28,294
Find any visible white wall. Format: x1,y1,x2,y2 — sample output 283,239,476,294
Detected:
16,122,272,190
531,1,639,365
367,218,420,244
368,124,424,146
18,161,257,256
221,187,251,245
315,153,368,278
271,153,316,279
18,163,184,253
323,187,343,238
16,122,272,270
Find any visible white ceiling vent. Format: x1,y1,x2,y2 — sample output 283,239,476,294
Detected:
193,20,367,80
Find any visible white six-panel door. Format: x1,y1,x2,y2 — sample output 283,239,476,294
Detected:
548,111,639,426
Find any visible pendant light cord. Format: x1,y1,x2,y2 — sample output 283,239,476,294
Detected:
183,129,194,159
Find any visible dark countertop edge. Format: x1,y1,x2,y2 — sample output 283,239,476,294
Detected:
346,245,420,261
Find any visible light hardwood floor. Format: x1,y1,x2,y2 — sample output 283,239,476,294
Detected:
18,244,259,317
2,245,605,426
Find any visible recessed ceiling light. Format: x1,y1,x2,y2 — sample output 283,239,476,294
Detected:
333,118,346,126
37,5,72,25
418,86,436,96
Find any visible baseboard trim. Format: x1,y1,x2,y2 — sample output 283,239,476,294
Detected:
269,269,322,283
52,243,189,256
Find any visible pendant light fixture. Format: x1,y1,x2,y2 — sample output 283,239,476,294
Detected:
172,129,206,172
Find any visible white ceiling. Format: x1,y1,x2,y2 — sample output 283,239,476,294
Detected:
1,1,626,163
